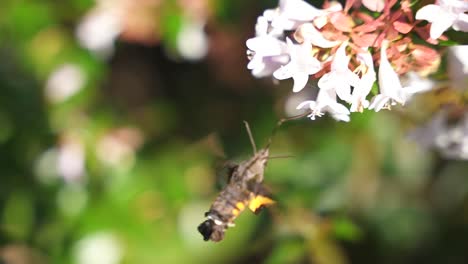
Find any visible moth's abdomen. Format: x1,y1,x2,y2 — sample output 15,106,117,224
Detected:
198,183,251,242
209,183,251,223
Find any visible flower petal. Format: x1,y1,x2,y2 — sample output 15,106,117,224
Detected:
296,23,340,48
280,0,323,21
368,94,389,112
453,13,468,32
335,83,352,102
273,64,294,80
332,113,351,122
378,41,404,103
415,4,441,22
255,16,269,36
296,100,314,109
331,41,350,71
246,36,287,56
292,73,309,92
329,102,350,116
362,0,385,12
317,73,337,90
430,12,457,39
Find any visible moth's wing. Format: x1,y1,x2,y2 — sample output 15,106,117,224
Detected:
215,160,238,190
194,132,226,158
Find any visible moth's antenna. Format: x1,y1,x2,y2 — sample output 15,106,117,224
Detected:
266,109,312,148
243,120,257,154
268,154,295,159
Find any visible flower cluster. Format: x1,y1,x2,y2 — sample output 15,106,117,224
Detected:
246,0,468,122
408,45,468,160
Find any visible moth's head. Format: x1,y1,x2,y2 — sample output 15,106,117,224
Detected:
197,219,225,242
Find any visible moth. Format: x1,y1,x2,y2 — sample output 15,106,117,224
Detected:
198,121,275,242
198,111,313,242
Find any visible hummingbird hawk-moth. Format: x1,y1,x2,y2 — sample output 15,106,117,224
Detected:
198,111,313,242
198,121,275,242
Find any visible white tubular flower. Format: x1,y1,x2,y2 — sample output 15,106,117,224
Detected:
448,45,468,90
296,88,351,122
369,41,407,112
402,72,435,99
246,18,290,78
350,49,376,112
296,23,341,48
415,0,468,39
264,0,324,32
318,41,360,102
273,38,322,92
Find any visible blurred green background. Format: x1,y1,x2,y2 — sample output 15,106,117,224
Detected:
1,0,468,263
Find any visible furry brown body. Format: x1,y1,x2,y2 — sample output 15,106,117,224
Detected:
198,147,274,242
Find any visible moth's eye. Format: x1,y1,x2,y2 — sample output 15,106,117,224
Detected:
198,220,215,241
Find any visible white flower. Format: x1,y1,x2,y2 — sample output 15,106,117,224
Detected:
176,19,208,61
415,0,468,39
402,72,435,99
76,7,122,58
409,111,468,160
273,38,322,92
318,41,360,102
74,232,122,264
264,0,324,32
45,64,86,103
296,88,351,122
296,23,341,48
246,20,289,78
369,41,407,112
350,49,376,112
